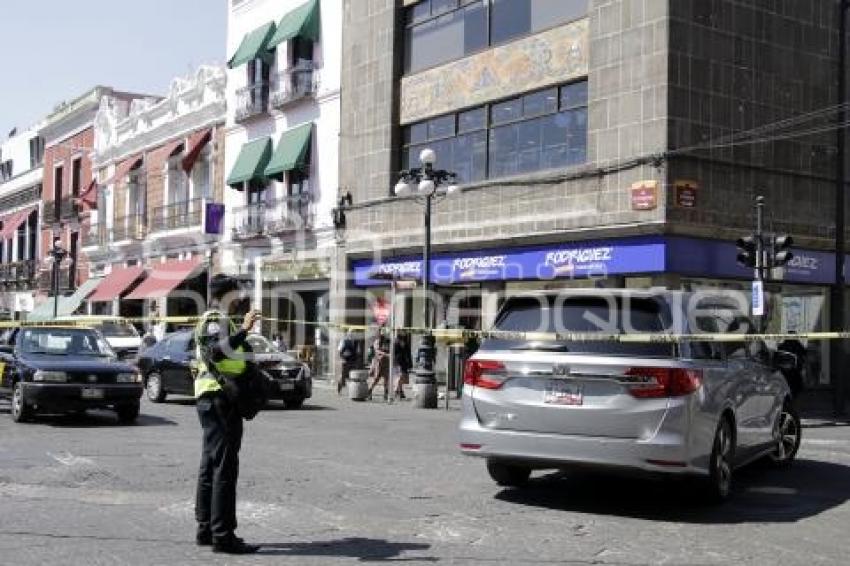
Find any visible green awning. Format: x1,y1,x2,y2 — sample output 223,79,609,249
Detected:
228,21,277,68
264,123,313,180
27,277,103,322
267,0,320,49
227,137,273,188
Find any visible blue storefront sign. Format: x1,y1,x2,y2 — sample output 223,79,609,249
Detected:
354,236,666,286
353,236,846,288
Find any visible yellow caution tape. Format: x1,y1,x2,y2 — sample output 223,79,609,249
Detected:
0,314,847,343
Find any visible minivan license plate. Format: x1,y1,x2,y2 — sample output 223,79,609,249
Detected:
544,381,583,406
81,388,104,400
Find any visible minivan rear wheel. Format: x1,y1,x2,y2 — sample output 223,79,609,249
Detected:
769,401,801,466
486,460,531,487
704,416,735,503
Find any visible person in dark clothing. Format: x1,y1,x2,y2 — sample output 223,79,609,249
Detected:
778,333,807,398
337,330,359,394
393,332,413,400
194,275,262,555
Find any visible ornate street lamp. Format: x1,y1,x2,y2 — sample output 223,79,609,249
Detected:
46,237,69,318
394,148,460,409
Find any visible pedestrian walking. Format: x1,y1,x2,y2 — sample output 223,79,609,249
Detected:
337,329,359,394
393,331,412,400
366,330,390,401
193,275,262,555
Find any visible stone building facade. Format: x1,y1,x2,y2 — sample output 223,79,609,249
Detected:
336,0,849,387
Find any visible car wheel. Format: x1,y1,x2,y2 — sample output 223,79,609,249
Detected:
704,416,735,503
769,401,801,465
145,372,166,403
11,382,33,423
116,403,140,424
283,396,305,410
486,460,531,487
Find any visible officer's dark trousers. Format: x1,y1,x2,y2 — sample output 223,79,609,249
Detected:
195,393,243,540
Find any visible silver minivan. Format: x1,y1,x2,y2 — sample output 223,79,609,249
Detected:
459,290,801,501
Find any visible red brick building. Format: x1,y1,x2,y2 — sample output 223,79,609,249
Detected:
30,87,153,318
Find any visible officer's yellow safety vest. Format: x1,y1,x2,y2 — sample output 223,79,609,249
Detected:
193,311,248,398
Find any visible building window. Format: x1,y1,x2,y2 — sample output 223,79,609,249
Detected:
404,0,587,74
191,148,212,200
72,158,82,197
0,160,12,182
29,136,45,169
27,211,37,261
167,156,188,205
127,168,145,218
288,169,310,223
402,80,587,182
54,166,64,219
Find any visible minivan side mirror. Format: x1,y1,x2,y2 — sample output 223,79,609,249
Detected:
0,344,14,355
773,350,798,373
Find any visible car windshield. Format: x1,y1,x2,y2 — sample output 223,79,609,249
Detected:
480,295,675,358
20,328,116,357
97,320,139,338
246,335,296,361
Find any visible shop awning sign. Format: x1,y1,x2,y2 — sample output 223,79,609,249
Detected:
353,237,666,286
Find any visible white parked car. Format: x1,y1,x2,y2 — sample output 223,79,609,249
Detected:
54,316,142,362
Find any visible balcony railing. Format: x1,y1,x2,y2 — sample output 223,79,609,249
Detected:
112,214,146,242
0,260,38,288
37,267,72,293
271,64,319,109
151,198,204,233
43,196,79,225
232,195,312,239
235,82,270,122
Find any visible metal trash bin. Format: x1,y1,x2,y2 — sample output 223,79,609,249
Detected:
348,369,369,401
447,344,466,399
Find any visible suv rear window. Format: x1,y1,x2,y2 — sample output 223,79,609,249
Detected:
480,295,675,358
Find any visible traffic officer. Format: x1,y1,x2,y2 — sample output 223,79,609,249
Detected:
194,276,261,555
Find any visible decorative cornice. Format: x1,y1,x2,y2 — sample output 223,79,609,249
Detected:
93,65,227,167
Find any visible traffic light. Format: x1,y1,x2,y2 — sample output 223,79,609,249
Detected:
771,235,794,267
736,236,758,268
332,192,353,230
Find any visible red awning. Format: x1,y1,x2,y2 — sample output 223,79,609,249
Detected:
182,128,213,173
124,258,203,300
0,207,36,240
87,266,146,303
101,154,143,187
152,138,185,163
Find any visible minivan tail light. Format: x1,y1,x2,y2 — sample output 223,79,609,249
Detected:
463,359,508,390
623,367,703,398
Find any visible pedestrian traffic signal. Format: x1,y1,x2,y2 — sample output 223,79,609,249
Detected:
736,236,758,268
771,234,794,267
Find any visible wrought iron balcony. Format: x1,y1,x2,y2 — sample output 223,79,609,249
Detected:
43,196,79,225
235,82,270,122
111,214,146,242
37,267,72,293
271,64,319,109
151,199,204,233
232,195,312,240
0,260,38,289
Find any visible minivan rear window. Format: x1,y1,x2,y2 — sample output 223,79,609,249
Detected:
480,295,675,357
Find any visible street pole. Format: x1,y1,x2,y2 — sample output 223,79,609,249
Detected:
52,256,59,319
833,0,848,415
753,196,766,333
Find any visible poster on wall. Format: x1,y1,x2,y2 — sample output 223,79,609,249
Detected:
674,180,698,208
